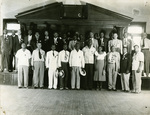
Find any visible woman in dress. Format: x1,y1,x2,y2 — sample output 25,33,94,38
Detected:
94,46,106,90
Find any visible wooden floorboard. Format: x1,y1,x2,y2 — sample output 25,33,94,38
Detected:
0,85,150,115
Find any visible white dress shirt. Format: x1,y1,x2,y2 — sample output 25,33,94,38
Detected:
31,49,45,65
132,51,144,70
140,38,150,50
69,49,85,68
82,46,98,64
16,49,31,66
27,35,32,46
58,50,70,67
46,50,59,70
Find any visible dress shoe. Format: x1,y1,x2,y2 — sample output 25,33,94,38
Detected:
113,89,117,91
34,87,38,89
60,87,63,90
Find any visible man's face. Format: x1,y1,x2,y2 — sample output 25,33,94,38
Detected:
90,32,94,38
88,40,92,47
123,48,127,54
54,33,58,38
12,30,16,36
28,30,32,35
134,46,139,52
21,43,26,49
124,33,128,38
37,43,42,49
45,31,49,36
51,45,56,50
63,45,67,50
3,29,7,35
75,43,80,50
35,32,40,38
100,33,104,38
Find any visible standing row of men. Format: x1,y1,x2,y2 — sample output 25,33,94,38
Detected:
0,29,149,93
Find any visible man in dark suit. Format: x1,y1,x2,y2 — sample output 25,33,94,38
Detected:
98,31,109,53
50,32,63,52
1,29,13,72
120,47,131,92
24,29,34,53
42,30,51,53
12,30,23,71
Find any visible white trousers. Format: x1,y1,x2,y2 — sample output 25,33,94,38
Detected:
18,65,29,87
121,73,130,90
132,70,142,93
48,69,58,89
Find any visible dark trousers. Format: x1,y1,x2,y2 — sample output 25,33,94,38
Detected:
59,62,69,88
83,64,94,89
142,49,150,76
9,53,13,71
1,51,10,71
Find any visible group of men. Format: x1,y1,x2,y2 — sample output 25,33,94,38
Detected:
0,29,149,94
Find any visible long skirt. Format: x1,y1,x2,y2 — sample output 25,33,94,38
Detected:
94,60,106,81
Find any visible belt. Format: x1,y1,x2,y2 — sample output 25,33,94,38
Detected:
142,48,149,50
108,62,115,64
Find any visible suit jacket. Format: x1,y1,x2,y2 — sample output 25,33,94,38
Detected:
50,37,63,52
42,35,51,52
98,37,108,52
12,35,22,53
120,53,131,73
24,35,42,53
1,35,12,54
90,38,98,51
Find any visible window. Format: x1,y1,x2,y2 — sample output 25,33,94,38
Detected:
127,22,146,50
3,19,20,35
7,23,20,30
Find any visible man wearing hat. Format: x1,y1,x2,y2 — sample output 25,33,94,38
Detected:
31,42,45,89
132,45,144,93
58,43,70,90
15,42,31,88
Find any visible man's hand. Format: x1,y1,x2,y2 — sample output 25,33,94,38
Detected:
32,66,34,70
126,70,130,74
70,67,72,71
136,68,141,73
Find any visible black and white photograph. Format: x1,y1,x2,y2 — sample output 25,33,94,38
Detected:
0,0,150,115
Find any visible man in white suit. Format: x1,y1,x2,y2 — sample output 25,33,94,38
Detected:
46,44,59,89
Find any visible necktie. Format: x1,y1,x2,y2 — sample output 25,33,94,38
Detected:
101,39,104,46
65,51,67,60
39,50,42,59
53,51,54,56
143,39,145,47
